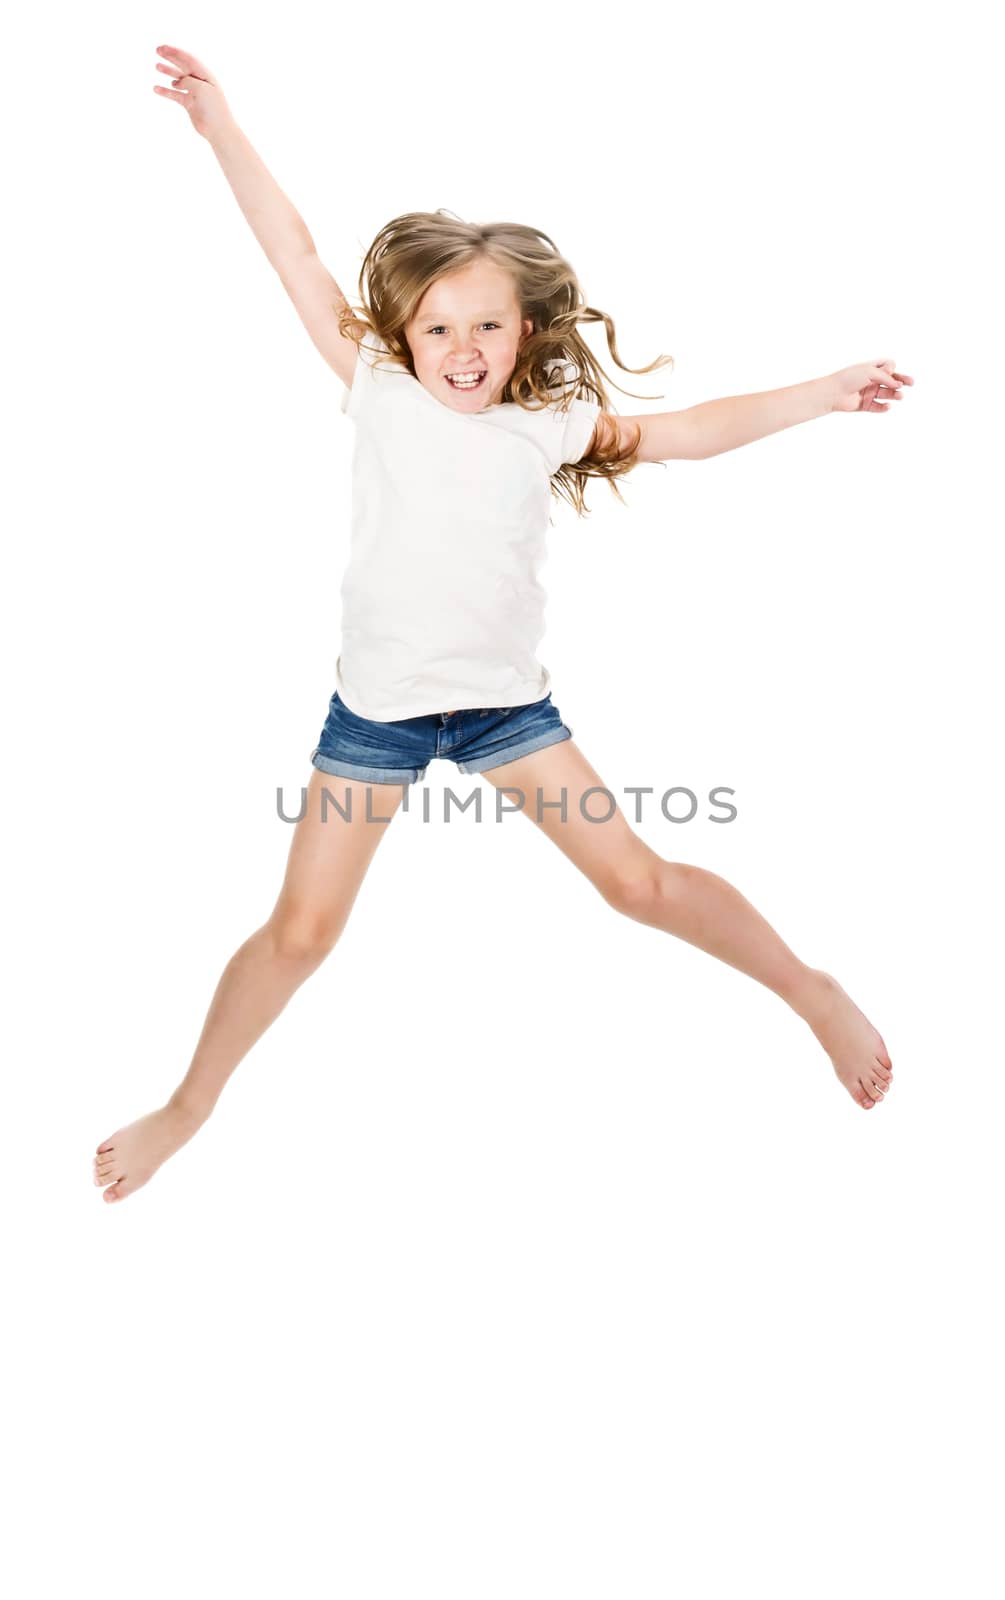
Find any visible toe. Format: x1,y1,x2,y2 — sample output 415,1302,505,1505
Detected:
104,1179,128,1203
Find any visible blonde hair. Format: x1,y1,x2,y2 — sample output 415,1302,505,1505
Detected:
336,209,674,517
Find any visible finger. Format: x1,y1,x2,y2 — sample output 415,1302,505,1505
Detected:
156,44,213,81
155,44,192,68
156,44,199,67
153,86,190,104
876,362,913,390
161,74,205,94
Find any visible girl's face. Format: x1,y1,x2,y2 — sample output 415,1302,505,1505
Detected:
404,260,533,412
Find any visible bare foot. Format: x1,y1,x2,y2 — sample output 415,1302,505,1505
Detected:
93,1100,207,1203
799,968,894,1110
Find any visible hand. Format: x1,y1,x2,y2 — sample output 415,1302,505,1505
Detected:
828,358,915,414
152,44,234,141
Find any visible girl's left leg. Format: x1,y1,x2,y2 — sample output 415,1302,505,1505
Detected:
478,738,894,1111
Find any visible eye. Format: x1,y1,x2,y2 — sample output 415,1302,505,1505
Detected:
427,323,500,335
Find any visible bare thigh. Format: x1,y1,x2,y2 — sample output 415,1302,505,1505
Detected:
478,737,657,900
269,768,405,950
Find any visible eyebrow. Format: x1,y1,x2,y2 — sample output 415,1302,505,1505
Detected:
417,309,512,322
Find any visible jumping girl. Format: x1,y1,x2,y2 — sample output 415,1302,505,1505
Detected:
94,45,911,1203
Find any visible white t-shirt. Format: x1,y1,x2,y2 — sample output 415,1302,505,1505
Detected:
332,333,600,721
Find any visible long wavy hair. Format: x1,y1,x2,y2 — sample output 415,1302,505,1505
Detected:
336,209,674,517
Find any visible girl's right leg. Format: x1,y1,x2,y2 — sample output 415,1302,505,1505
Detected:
93,769,405,1203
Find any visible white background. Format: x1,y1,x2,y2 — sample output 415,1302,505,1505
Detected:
5,1,1002,1595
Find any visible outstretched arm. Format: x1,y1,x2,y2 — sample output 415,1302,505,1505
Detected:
153,44,357,386
609,359,914,462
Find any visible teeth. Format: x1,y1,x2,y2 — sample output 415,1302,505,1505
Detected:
447,372,485,387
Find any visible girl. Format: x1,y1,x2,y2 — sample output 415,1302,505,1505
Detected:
94,45,911,1204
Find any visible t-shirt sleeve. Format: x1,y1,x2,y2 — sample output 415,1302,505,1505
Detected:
537,358,601,469
531,394,600,472
339,332,392,420
555,396,601,468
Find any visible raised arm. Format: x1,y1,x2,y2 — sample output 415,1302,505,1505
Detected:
599,360,913,463
153,44,358,389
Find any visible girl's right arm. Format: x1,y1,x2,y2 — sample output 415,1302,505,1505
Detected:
153,44,358,389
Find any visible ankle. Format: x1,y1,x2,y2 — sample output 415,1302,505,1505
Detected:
165,1088,214,1129
782,964,837,1026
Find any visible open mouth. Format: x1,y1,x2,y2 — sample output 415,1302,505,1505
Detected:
444,371,487,391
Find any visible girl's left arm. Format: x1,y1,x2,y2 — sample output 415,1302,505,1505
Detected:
619,359,914,462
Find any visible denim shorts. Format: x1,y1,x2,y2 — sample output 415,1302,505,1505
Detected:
310,691,574,785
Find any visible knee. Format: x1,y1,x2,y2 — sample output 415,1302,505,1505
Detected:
603,859,688,922
266,910,344,963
